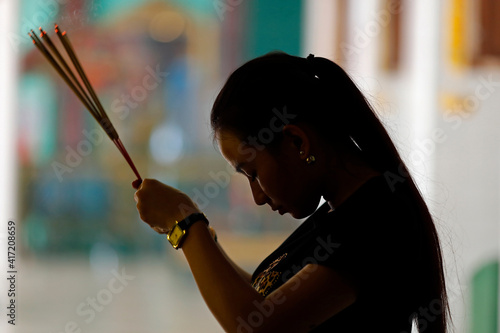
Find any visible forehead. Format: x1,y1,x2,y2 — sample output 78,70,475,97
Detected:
217,131,245,167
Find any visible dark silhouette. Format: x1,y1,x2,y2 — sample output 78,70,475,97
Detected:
211,51,450,333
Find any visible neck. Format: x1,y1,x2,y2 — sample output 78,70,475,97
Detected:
322,154,380,210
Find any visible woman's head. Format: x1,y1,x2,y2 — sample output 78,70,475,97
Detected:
211,51,402,217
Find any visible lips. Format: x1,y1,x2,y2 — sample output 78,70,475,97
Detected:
271,206,286,215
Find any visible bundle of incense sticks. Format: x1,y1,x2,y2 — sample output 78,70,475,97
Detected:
29,24,142,183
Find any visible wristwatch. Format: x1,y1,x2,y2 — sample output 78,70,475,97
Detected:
167,213,209,249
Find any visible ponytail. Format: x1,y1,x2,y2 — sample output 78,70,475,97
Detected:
307,55,401,173
309,54,450,333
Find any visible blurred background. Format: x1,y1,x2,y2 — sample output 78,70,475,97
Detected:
0,0,498,332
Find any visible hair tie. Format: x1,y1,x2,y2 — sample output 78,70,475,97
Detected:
306,54,319,79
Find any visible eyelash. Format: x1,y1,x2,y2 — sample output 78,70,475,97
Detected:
249,173,257,182
237,167,257,182
242,171,256,182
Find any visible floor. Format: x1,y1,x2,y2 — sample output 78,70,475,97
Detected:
7,255,223,333
2,232,290,333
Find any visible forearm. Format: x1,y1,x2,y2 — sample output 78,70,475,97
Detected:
181,222,264,331
214,237,253,283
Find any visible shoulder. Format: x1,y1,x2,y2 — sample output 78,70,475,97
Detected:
331,174,420,232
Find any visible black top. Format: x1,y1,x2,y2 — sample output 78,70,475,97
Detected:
251,175,423,332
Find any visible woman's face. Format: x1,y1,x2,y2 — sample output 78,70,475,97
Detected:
217,130,323,219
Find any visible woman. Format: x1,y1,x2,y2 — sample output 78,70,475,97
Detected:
133,52,450,332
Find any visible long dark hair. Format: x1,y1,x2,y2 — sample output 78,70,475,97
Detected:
211,51,450,333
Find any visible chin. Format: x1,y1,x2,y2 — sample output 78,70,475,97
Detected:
289,201,321,219
290,211,312,219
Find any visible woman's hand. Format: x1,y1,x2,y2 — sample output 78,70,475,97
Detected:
133,178,201,234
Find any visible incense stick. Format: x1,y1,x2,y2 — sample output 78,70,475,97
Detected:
29,31,101,125
39,28,97,119
114,138,142,180
56,27,117,139
30,25,142,182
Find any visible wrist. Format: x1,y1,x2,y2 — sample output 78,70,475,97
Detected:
166,213,209,249
180,221,213,253
208,226,218,243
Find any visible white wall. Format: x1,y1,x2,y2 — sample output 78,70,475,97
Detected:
0,1,19,332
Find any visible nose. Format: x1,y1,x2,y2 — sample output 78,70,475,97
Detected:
249,180,268,206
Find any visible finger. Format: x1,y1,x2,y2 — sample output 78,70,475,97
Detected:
134,191,139,203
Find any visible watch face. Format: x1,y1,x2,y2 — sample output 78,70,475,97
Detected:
167,224,185,249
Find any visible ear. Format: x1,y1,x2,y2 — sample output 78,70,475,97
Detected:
282,124,311,161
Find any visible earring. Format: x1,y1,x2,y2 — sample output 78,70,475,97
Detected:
306,155,316,164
